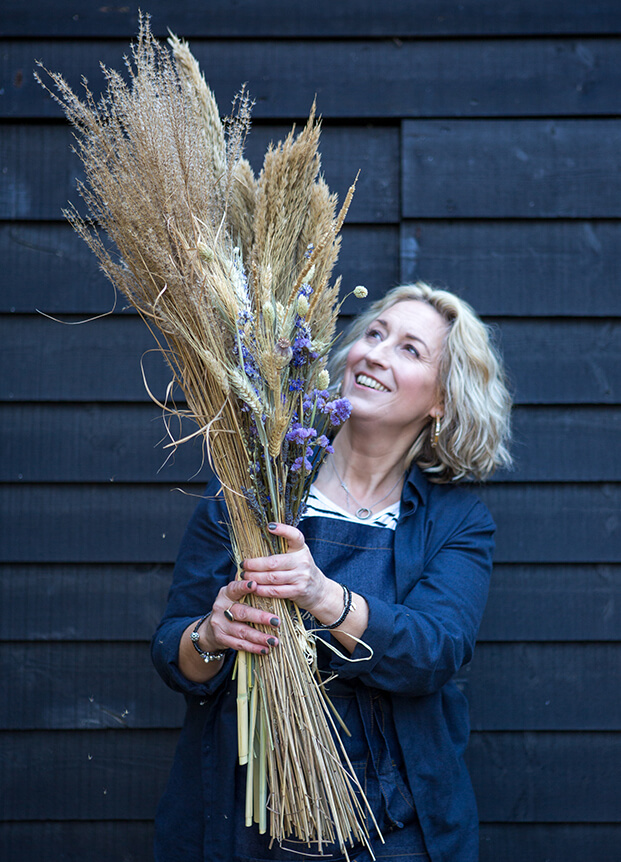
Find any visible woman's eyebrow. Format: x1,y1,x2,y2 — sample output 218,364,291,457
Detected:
375,319,429,351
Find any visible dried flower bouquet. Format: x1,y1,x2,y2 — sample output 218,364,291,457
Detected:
36,16,376,858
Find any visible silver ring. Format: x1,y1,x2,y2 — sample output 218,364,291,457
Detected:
224,604,235,623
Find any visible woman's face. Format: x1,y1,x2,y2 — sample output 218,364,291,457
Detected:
341,299,447,436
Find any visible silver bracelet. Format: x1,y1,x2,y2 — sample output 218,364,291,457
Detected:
190,612,226,663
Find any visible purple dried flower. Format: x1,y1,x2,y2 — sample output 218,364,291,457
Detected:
291,455,313,473
286,423,317,445
324,398,352,426
289,378,304,392
316,435,335,454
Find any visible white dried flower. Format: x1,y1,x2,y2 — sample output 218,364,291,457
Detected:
297,295,309,317
353,285,368,298
317,369,330,389
197,242,214,262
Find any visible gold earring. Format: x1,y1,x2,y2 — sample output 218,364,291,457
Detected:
430,415,442,449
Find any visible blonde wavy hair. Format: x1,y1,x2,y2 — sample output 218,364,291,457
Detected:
328,282,513,483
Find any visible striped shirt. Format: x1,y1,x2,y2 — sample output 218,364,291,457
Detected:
303,484,400,531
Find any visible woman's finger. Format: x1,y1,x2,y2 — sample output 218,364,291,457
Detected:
267,522,306,552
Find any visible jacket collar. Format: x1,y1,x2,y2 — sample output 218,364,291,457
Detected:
401,462,429,515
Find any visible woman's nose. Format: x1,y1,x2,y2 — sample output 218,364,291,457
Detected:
365,341,389,366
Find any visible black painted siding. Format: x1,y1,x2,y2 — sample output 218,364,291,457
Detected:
1,3,620,860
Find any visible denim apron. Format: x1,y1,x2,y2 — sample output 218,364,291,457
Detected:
233,515,430,862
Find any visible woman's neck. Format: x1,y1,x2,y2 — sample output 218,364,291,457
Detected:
315,421,410,509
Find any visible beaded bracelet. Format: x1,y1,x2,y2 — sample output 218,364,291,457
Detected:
321,584,354,630
190,612,227,663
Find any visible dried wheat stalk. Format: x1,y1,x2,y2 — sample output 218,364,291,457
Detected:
35,15,375,858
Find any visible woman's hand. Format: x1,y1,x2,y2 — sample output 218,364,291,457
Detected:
241,523,343,622
204,577,281,657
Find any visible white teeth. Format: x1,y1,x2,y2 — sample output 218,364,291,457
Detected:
356,373,389,392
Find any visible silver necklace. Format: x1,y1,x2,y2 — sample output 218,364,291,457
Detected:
331,459,404,521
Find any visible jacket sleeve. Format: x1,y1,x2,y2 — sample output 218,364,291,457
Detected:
326,497,495,696
151,477,237,698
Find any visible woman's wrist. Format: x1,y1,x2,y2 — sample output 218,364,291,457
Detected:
190,612,226,663
312,581,356,629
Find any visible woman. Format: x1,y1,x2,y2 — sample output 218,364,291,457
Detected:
152,282,512,862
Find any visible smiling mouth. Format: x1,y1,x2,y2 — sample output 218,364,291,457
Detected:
355,373,390,392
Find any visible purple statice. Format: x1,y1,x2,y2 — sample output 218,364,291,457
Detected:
285,423,317,445
316,434,335,454
323,397,352,426
289,378,304,392
291,446,314,473
304,243,314,260
298,281,313,298
302,388,329,414
291,335,313,367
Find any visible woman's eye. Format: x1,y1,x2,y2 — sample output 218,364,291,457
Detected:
404,344,420,357
365,328,382,340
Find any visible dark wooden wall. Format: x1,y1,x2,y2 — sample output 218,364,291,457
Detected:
2,2,621,859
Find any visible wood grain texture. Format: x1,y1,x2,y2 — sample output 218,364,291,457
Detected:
0,729,177,820
2,483,619,563
7,38,621,119
2,641,618,731
0,123,398,223
4,404,620,483
402,119,621,218
1,729,619,821
479,565,621,642
0,644,184,730
4,563,619,643
400,220,621,316
479,824,621,862
0,822,154,862
0,222,399,315
4,315,620,404
0,565,174,642
2,822,620,862
3,0,621,37
467,732,621,822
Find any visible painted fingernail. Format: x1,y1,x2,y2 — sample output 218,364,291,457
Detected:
268,522,277,531
246,581,254,590
261,648,268,655
270,617,280,627
267,637,277,646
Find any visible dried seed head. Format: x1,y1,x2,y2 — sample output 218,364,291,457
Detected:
353,285,368,298
197,242,215,262
262,302,275,327
297,295,309,317
317,369,330,389
275,337,293,368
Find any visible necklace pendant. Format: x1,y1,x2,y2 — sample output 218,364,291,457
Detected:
356,506,372,520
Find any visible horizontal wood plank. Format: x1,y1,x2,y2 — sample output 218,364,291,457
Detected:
0,123,399,223
6,39,621,119
3,1,621,37
402,120,621,218
4,404,620,483
4,315,620,404
2,642,618,731
1,483,619,563
0,729,177,820
400,220,621,316
477,483,621,564
4,563,619,643
1,729,619,821
0,644,184,730
0,822,153,862
2,822,619,862
467,732,621,822
0,222,399,315
0,565,173,642
480,565,621,642
465,643,621,731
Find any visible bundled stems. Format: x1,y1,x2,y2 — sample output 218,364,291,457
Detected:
36,14,375,857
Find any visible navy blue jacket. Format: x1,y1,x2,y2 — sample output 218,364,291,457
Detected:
151,464,496,862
